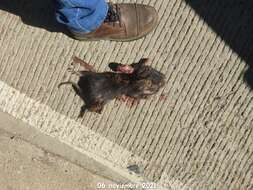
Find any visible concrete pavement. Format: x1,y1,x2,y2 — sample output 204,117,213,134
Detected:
0,0,252,189
0,122,115,190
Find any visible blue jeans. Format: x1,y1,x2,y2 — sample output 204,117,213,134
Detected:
54,0,108,33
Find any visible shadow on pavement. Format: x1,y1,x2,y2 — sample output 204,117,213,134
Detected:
0,0,71,36
185,0,253,89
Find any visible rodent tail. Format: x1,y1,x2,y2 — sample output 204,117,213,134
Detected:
57,81,76,88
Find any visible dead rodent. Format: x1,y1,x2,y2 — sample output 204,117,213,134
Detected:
58,57,165,116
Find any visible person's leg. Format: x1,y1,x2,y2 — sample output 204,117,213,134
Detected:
54,0,108,33
54,0,159,41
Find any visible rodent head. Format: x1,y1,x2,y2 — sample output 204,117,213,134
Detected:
132,66,165,96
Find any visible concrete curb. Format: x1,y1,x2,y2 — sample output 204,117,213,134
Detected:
0,81,168,190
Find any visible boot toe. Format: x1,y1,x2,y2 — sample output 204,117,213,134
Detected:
137,5,159,36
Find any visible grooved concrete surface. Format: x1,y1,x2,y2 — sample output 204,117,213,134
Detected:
0,0,253,189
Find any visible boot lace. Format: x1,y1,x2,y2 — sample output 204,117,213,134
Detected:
104,3,121,26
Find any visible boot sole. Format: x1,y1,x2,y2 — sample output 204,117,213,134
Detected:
71,20,158,42
72,32,152,42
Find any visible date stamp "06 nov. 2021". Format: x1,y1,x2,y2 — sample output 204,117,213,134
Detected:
97,182,158,189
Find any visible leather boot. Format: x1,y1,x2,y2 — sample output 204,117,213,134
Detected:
71,3,159,41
